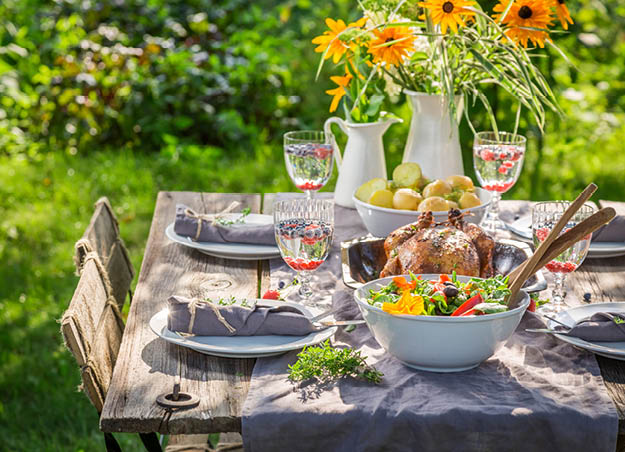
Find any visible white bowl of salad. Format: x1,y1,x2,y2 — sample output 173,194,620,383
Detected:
353,273,530,372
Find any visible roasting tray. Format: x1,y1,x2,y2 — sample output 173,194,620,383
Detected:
340,236,547,293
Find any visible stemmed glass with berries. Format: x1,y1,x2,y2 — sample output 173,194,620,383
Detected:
473,131,527,237
273,199,334,306
284,131,334,199
532,202,595,314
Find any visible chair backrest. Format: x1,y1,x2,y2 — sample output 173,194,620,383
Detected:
74,197,134,309
62,256,126,413
62,197,134,413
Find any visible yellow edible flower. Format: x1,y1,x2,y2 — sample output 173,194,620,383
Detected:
383,291,425,315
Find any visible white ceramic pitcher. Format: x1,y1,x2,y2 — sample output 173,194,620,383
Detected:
402,91,464,179
324,117,400,209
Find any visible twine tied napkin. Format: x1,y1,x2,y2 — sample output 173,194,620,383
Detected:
174,204,275,245
167,295,318,336
558,312,625,342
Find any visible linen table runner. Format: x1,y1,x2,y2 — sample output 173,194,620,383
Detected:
242,196,618,452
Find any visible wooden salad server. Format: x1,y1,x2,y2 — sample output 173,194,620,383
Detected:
507,206,616,286
505,183,598,308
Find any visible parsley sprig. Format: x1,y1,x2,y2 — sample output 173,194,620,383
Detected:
205,296,251,307
214,207,251,226
288,340,383,384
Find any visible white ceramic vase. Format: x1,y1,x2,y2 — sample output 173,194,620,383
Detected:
402,91,464,179
324,116,400,209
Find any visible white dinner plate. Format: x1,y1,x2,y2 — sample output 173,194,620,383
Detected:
547,302,625,360
506,216,625,258
149,299,338,358
165,218,281,260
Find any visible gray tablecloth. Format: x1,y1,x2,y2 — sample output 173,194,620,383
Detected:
242,197,618,452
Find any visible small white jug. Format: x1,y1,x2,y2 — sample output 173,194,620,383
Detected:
324,117,400,209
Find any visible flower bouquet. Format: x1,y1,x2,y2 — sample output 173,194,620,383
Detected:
313,0,574,132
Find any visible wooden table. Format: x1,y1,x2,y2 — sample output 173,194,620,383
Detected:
100,192,625,440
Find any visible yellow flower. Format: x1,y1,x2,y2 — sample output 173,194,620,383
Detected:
419,0,476,34
382,291,425,315
367,26,416,67
552,0,573,30
312,17,367,64
325,73,352,112
493,0,554,48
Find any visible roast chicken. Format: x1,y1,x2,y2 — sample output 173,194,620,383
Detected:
380,209,495,278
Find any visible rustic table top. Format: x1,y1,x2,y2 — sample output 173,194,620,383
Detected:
100,192,625,436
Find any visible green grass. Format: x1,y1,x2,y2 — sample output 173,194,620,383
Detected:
0,146,296,451
1,121,624,450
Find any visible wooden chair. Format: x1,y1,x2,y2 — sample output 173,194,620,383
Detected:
73,197,134,307
62,198,161,451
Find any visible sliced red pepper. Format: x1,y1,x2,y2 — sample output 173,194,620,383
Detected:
460,308,477,316
528,298,536,313
451,293,483,317
439,274,451,283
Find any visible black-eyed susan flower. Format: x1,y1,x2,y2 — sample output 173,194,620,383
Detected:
326,73,353,112
552,0,573,30
418,0,476,34
367,26,416,67
493,0,554,48
312,17,367,64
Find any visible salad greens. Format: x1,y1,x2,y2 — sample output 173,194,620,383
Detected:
367,272,512,317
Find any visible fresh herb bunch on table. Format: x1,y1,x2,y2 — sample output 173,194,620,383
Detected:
288,340,383,384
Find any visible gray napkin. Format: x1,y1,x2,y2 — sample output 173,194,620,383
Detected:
167,295,317,336
174,204,275,245
562,312,625,342
592,216,625,242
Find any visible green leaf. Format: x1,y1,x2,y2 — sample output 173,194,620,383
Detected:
365,93,384,116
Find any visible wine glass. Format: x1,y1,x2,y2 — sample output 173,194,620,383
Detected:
532,202,595,314
283,131,334,199
273,199,334,306
473,131,527,237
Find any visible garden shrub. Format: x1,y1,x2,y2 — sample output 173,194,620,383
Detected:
0,0,351,154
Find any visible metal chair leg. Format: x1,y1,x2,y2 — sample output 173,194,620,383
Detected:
139,432,163,452
104,432,122,452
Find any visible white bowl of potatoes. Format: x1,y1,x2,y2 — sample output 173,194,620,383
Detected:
352,162,492,238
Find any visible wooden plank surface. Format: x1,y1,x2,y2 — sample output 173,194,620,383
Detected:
101,194,625,437
100,192,258,434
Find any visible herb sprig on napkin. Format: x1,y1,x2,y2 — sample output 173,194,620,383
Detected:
214,207,251,226
288,340,383,384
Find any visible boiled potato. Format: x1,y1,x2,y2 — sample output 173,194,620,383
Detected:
418,196,449,212
355,178,387,202
392,162,422,188
446,175,475,192
392,188,423,210
447,200,459,210
422,180,452,198
368,189,394,208
459,192,482,209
